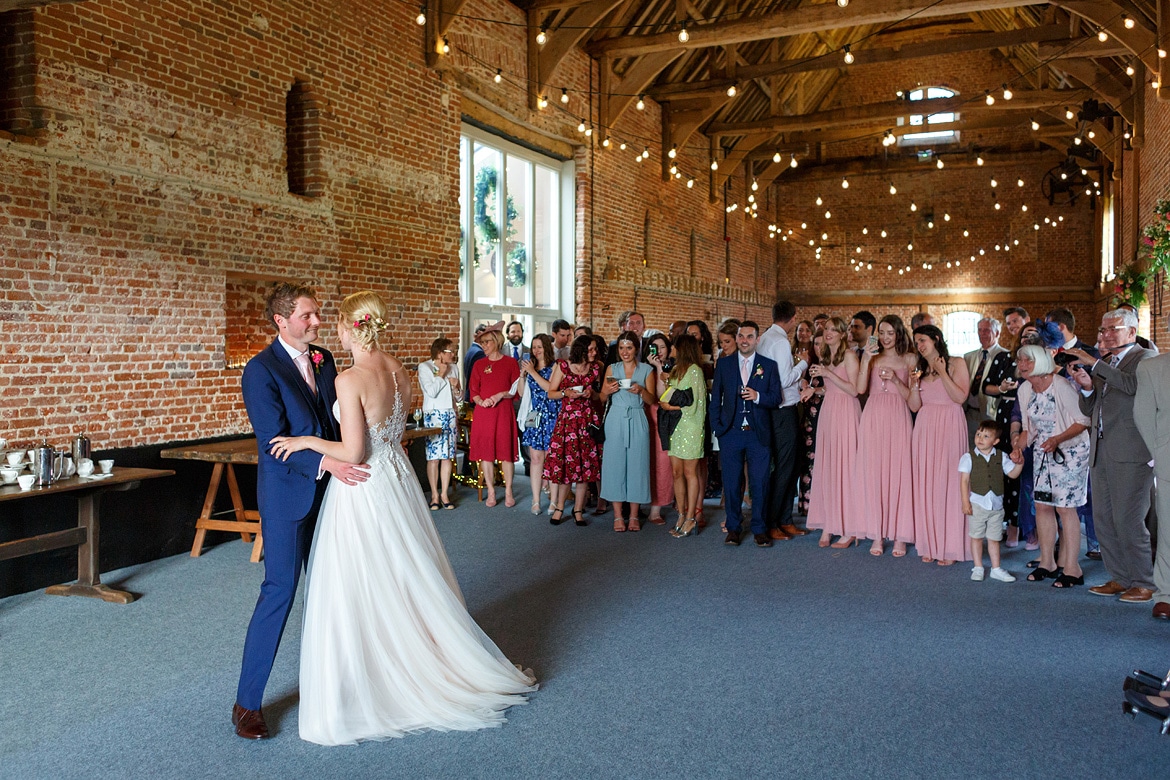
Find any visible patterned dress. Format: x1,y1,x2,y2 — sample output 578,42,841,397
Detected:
663,364,707,459
1023,382,1091,508
543,360,602,484
521,366,559,452
797,374,825,515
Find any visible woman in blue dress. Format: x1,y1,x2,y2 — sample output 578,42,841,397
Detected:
518,334,560,515
600,331,656,532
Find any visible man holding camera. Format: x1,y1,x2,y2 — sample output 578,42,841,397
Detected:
1067,309,1156,603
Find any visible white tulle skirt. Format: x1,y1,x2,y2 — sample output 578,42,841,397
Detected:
298,451,536,746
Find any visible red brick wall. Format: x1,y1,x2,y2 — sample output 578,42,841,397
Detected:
1135,92,1170,346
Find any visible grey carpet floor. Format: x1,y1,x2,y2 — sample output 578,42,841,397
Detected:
1,480,1167,779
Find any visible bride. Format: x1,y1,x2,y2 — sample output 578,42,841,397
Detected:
269,291,536,746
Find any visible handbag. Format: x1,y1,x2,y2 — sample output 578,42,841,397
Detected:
523,410,541,430
655,385,694,449
1033,447,1064,504
587,397,610,444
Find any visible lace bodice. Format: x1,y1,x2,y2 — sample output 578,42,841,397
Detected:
331,385,411,480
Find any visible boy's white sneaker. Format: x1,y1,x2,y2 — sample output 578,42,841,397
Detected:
971,566,985,581
990,567,1015,583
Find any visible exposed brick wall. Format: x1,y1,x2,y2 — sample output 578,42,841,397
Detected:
1135,92,1170,346
0,10,38,135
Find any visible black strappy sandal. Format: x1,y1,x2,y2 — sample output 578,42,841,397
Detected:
549,505,566,526
573,509,588,527
1051,573,1084,589
1027,567,1058,582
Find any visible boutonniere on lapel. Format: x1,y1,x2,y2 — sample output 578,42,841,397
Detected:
308,349,324,375
753,364,764,378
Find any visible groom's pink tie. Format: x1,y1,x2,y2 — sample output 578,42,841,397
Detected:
295,352,317,395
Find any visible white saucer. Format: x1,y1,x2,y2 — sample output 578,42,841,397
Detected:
78,473,114,481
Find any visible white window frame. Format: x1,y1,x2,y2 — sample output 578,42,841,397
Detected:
459,125,575,351
943,310,982,357
898,87,959,145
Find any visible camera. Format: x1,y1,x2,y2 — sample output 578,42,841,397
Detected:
1053,351,1079,368
1034,490,1053,503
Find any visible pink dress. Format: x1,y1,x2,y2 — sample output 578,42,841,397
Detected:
854,363,915,543
806,362,861,536
646,402,674,507
911,375,969,561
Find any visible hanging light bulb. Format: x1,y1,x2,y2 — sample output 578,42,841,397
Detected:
843,45,854,65
636,95,645,111
907,243,914,251
837,0,849,6
642,147,650,159
1034,223,1040,230
863,227,869,235
985,91,995,105
619,142,627,150
602,138,610,148
825,210,832,219
536,27,548,46
994,202,1001,210
773,151,782,164
910,202,917,212
585,127,592,137
1031,118,1040,131
678,21,689,43
936,158,944,169
686,178,694,188
1124,15,1135,29
963,229,969,237
928,221,934,229
889,183,897,195
816,196,823,206
494,69,502,84
1088,130,1096,139
990,178,997,187
1073,136,1082,145
751,179,759,191
1127,63,1136,76
976,156,984,166
1002,84,1012,100
790,155,798,168
822,232,829,240
881,229,888,238
1097,28,1108,43
727,85,737,97
668,146,677,159
1153,79,1162,90
538,94,548,109
578,119,586,133
1021,204,1028,212
748,194,755,204
1017,178,1024,187
1065,107,1075,120
841,177,849,189
441,37,450,54
1161,49,1168,58
416,6,427,25
669,164,678,175
561,88,569,104
710,159,718,171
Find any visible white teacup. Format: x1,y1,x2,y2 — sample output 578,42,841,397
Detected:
98,459,115,474
570,385,584,394
617,378,633,389
77,458,94,477
17,474,36,491
0,468,19,484
6,451,23,466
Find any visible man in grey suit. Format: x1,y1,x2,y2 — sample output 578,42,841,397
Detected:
1134,318,1170,620
1068,308,1156,603
963,317,1007,443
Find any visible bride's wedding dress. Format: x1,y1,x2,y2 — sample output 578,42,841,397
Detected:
298,379,536,746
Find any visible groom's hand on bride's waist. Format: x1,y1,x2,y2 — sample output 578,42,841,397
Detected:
322,455,371,485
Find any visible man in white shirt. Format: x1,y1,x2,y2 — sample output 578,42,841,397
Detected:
963,317,1007,442
756,300,809,540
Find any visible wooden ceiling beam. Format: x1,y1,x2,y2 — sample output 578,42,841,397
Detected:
1036,37,1132,58
586,0,1048,58
648,23,1070,100
0,0,82,9
707,89,1094,136
531,0,626,107
1050,0,1159,73
597,51,685,140
772,148,1064,182
1049,57,1134,121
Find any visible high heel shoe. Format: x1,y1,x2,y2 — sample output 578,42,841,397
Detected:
671,517,698,538
574,509,588,527
830,536,858,549
549,505,566,526
869,541,883,556
818,532,832,548
614,517,627,533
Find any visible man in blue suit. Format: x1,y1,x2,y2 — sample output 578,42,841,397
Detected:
710,320,782,547
232,283,368,740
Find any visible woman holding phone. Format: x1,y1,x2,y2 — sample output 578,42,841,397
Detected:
659,334,707,538
543,335,602,526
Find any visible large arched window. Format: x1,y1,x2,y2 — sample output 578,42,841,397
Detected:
899,86,958,145
943,310,981,356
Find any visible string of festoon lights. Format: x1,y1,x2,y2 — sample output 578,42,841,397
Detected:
433,1,1145,229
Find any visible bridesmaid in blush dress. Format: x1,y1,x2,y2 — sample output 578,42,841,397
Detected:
806,317,862,548
854,315,918,556
908,324,972,565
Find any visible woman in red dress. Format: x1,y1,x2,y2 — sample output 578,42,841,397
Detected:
468,326,520,507
543,335,602,526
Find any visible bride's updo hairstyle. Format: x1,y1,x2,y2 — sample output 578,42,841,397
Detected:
340,291,390,352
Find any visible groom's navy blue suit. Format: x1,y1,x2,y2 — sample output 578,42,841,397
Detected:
710,351,781,536
237,338,338,711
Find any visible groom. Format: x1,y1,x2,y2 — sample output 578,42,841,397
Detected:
232,283,368,739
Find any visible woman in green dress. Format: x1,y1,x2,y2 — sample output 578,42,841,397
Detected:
659,333,707,538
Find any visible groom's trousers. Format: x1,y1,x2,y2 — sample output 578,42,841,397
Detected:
236,490,323,711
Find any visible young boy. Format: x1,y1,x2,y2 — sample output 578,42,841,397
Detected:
959,420,1024,582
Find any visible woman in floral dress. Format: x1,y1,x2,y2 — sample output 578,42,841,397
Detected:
518,334,560,515
543,335,602,526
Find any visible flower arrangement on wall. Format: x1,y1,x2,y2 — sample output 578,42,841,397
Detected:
1114,198,1170,309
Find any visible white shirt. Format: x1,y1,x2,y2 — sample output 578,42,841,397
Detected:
757,323,805,407
958,449,1016,511
277,336,326,478
418,360,458,412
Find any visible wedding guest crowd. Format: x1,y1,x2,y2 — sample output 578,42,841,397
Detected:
416,301,1168,620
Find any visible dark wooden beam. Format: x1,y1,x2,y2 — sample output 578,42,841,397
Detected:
587,0,1048,58
0,0,82,10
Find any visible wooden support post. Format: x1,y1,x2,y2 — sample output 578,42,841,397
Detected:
527,9,541,111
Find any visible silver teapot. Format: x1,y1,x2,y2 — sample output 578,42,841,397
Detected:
32,441,64,486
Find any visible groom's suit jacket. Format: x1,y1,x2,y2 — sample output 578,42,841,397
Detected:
242,339,339,523
709,351,782,447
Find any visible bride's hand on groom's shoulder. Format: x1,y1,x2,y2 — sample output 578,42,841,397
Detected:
322,455,370,485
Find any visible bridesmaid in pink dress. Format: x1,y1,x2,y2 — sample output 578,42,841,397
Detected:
854,315,918,556
908,324,972,565
644,333,675,525
806,317,862,548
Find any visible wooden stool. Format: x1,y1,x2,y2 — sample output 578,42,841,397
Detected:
190,462,264,562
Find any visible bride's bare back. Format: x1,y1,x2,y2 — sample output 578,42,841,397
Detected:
333,349,413,461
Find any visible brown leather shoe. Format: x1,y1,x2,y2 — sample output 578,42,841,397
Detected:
1088,580,1126,597
768,527,793,541
754,533,773,548
232,703,269,740
1153,602,1170,621
780,524,809,537
1119,587,1155,603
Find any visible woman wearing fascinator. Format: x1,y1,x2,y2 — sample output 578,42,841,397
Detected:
468,321,522,507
